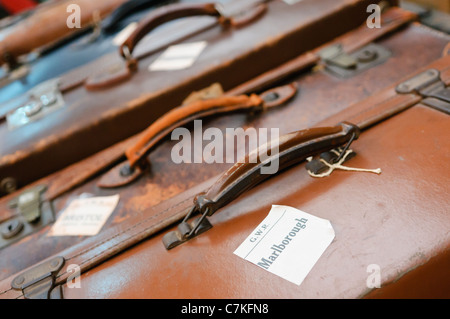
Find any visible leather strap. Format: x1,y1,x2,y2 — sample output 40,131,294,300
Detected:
326,6,417,54
0,175,216,299
227,7,417,96
318,54,450,129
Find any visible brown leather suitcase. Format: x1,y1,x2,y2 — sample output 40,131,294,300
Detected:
0,0,395,196
0,7,448,298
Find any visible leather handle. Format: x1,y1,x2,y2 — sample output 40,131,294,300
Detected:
194,122,360,216
126,94,265,168
125,83,297,168
119,2,225,60
101,0,172,33
97,83,297,189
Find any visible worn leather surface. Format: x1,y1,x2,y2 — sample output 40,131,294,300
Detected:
228,6,418,96
60,104,450,299
0,22,448,285
2,102,448,299
0,0,394,193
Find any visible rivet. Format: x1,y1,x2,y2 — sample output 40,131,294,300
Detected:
0,177,17,194
357,49,378,63
15,276,25,286
1,219,24,239
120,164,135,177
50,259,61,270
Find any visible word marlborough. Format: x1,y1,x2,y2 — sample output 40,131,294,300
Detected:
258,218,308,270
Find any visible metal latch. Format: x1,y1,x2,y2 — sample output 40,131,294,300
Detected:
319,43,391,78
0,185,55,249
6,78,65,130
396,69,450,114
11,257,65,299
9,185,47,223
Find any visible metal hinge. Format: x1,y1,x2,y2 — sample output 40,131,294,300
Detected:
319,43,391,78
11,257,65,299
5,78,65,130
0,185,55,250
396,69,450,114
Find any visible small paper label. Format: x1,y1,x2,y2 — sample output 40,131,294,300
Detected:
149,41,207,71
283,0,304,4
234,205,335,286
49,195,120,237
112,22,138,46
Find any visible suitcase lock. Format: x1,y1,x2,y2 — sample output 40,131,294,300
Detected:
319,43,391,78
396,69,450,114
0,185,55,250
6,79,65,130
162,204,213,250
11,256,65,299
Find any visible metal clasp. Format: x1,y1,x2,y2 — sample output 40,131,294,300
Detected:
8,185,47,224
11,257,65,299
5,78,65,130
0,185,55,250
396,69,450,114
162,205,213,250
319,43,391,78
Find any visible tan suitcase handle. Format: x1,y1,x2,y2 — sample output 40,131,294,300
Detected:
97,83,297,188
119,2,268,68
127,94,265,167
163,122,360,249
126,83,296,167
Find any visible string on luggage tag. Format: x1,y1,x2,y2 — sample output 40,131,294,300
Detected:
306,149,382,178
